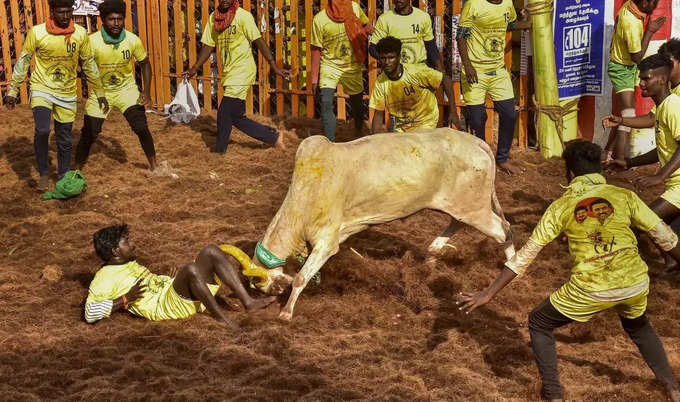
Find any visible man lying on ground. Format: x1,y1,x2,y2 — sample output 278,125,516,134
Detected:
458,140,680,402
84,224,276,328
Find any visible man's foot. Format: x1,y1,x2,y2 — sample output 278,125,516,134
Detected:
244,295,277,311
219,318,240,330
497,160,521,175
37,175,49,191
666,386,680,402
275,131,287,150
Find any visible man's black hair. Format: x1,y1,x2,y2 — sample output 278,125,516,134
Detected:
93,224,129,262
376,36,402,56
562,140,602,178
638,53,673,73
659,38,680,63
575,205,588,212
98,0,126,18
48,0,75,9
591,198,613,209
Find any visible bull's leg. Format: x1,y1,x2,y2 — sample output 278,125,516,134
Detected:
461,210,516,260
427,218,463,254
279,241,339,321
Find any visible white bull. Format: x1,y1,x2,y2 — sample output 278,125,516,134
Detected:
252,128,515,321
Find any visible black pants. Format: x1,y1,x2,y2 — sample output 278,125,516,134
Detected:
466,98,516,164
216,96,278,153
33,106,73,178
75,105,156,166
529,298,678,400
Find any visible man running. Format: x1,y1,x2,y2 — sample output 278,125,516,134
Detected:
75,0,158,173
311,0,371,141
6,0,108,190
85,224,276,328
458,140,680,402
368,0,442,71
184,0,289,153
369,36,460,133
604,0,665,164
456,0,530,174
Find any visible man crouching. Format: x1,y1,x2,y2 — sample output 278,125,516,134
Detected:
84,224,276,328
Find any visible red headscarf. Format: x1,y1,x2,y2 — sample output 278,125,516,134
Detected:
326,0,371,64
214,0,240,33
46,18,75,45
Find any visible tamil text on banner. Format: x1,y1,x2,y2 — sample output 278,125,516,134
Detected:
553,0,607,99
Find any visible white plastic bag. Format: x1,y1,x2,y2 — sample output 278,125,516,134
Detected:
164,78,200,124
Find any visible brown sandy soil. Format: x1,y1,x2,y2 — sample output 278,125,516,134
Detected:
1,104,679,401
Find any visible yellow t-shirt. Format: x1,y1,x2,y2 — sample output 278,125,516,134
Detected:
369,63,442,131
651,84,680,114
458,0,516,73
370,8,434,65
311,2,369,73
20,23,92,97
88,30,147,92
654,94,680,188
529,173,661,293
609,1,645,66
201,8,261,93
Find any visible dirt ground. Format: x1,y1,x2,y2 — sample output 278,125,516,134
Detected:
1,104,679,401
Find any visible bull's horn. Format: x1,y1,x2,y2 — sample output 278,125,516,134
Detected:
219,244,270,287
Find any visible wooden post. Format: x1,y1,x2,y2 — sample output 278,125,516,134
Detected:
159,0,172,105
274,0,284,115
173,0,184,98
0,1,14,98
289,0,299,117
201,0,211,110
435,0,444,126
10,0,28,102
187,0,198,94
243,0,254,114
452,0,462,126
137,0,154,103
23,0,34,30
257,0,271,116
125,0,133,30
304,0,313,118
368,0,376,123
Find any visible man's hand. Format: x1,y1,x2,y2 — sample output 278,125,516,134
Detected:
138,91,152,108
602,114,623,129
456,290,491,314
636,174,665,188
5,96,17,109
605,158,628,172
98,97,109,114
125,280,147,306
183,66,199,80
464,64,478,84
448,109,462,130
272,66,291,80
647,16,666,34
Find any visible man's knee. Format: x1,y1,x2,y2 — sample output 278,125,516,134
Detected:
200,244,223,259
495,99,517,120
83,115,105,140
33,107,52,137
123,105,149,135
320,89,335,110
181,262,202,279
621,313,649,333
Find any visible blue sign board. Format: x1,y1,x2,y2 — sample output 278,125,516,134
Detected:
553,0,606,99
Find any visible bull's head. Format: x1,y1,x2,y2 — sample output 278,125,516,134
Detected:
218,244,293,295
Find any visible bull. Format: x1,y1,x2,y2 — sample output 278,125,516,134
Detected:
248,128,515,321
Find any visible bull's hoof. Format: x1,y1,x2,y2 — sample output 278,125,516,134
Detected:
278,311,293,322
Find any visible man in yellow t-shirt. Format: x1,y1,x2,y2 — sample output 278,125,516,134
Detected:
5,0,108,191
183,0,289,154
368,0,442,71
604,54,680,273
604,0,665,165
458,140,680,401
456,0,531,175
75,0,158,173
369,36,460,132
311,0,370,141
84,224,276,328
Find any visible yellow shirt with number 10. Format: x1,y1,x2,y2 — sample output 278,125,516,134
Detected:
88,30,147,92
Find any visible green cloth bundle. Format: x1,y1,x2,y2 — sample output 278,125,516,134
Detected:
42,170,87,200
